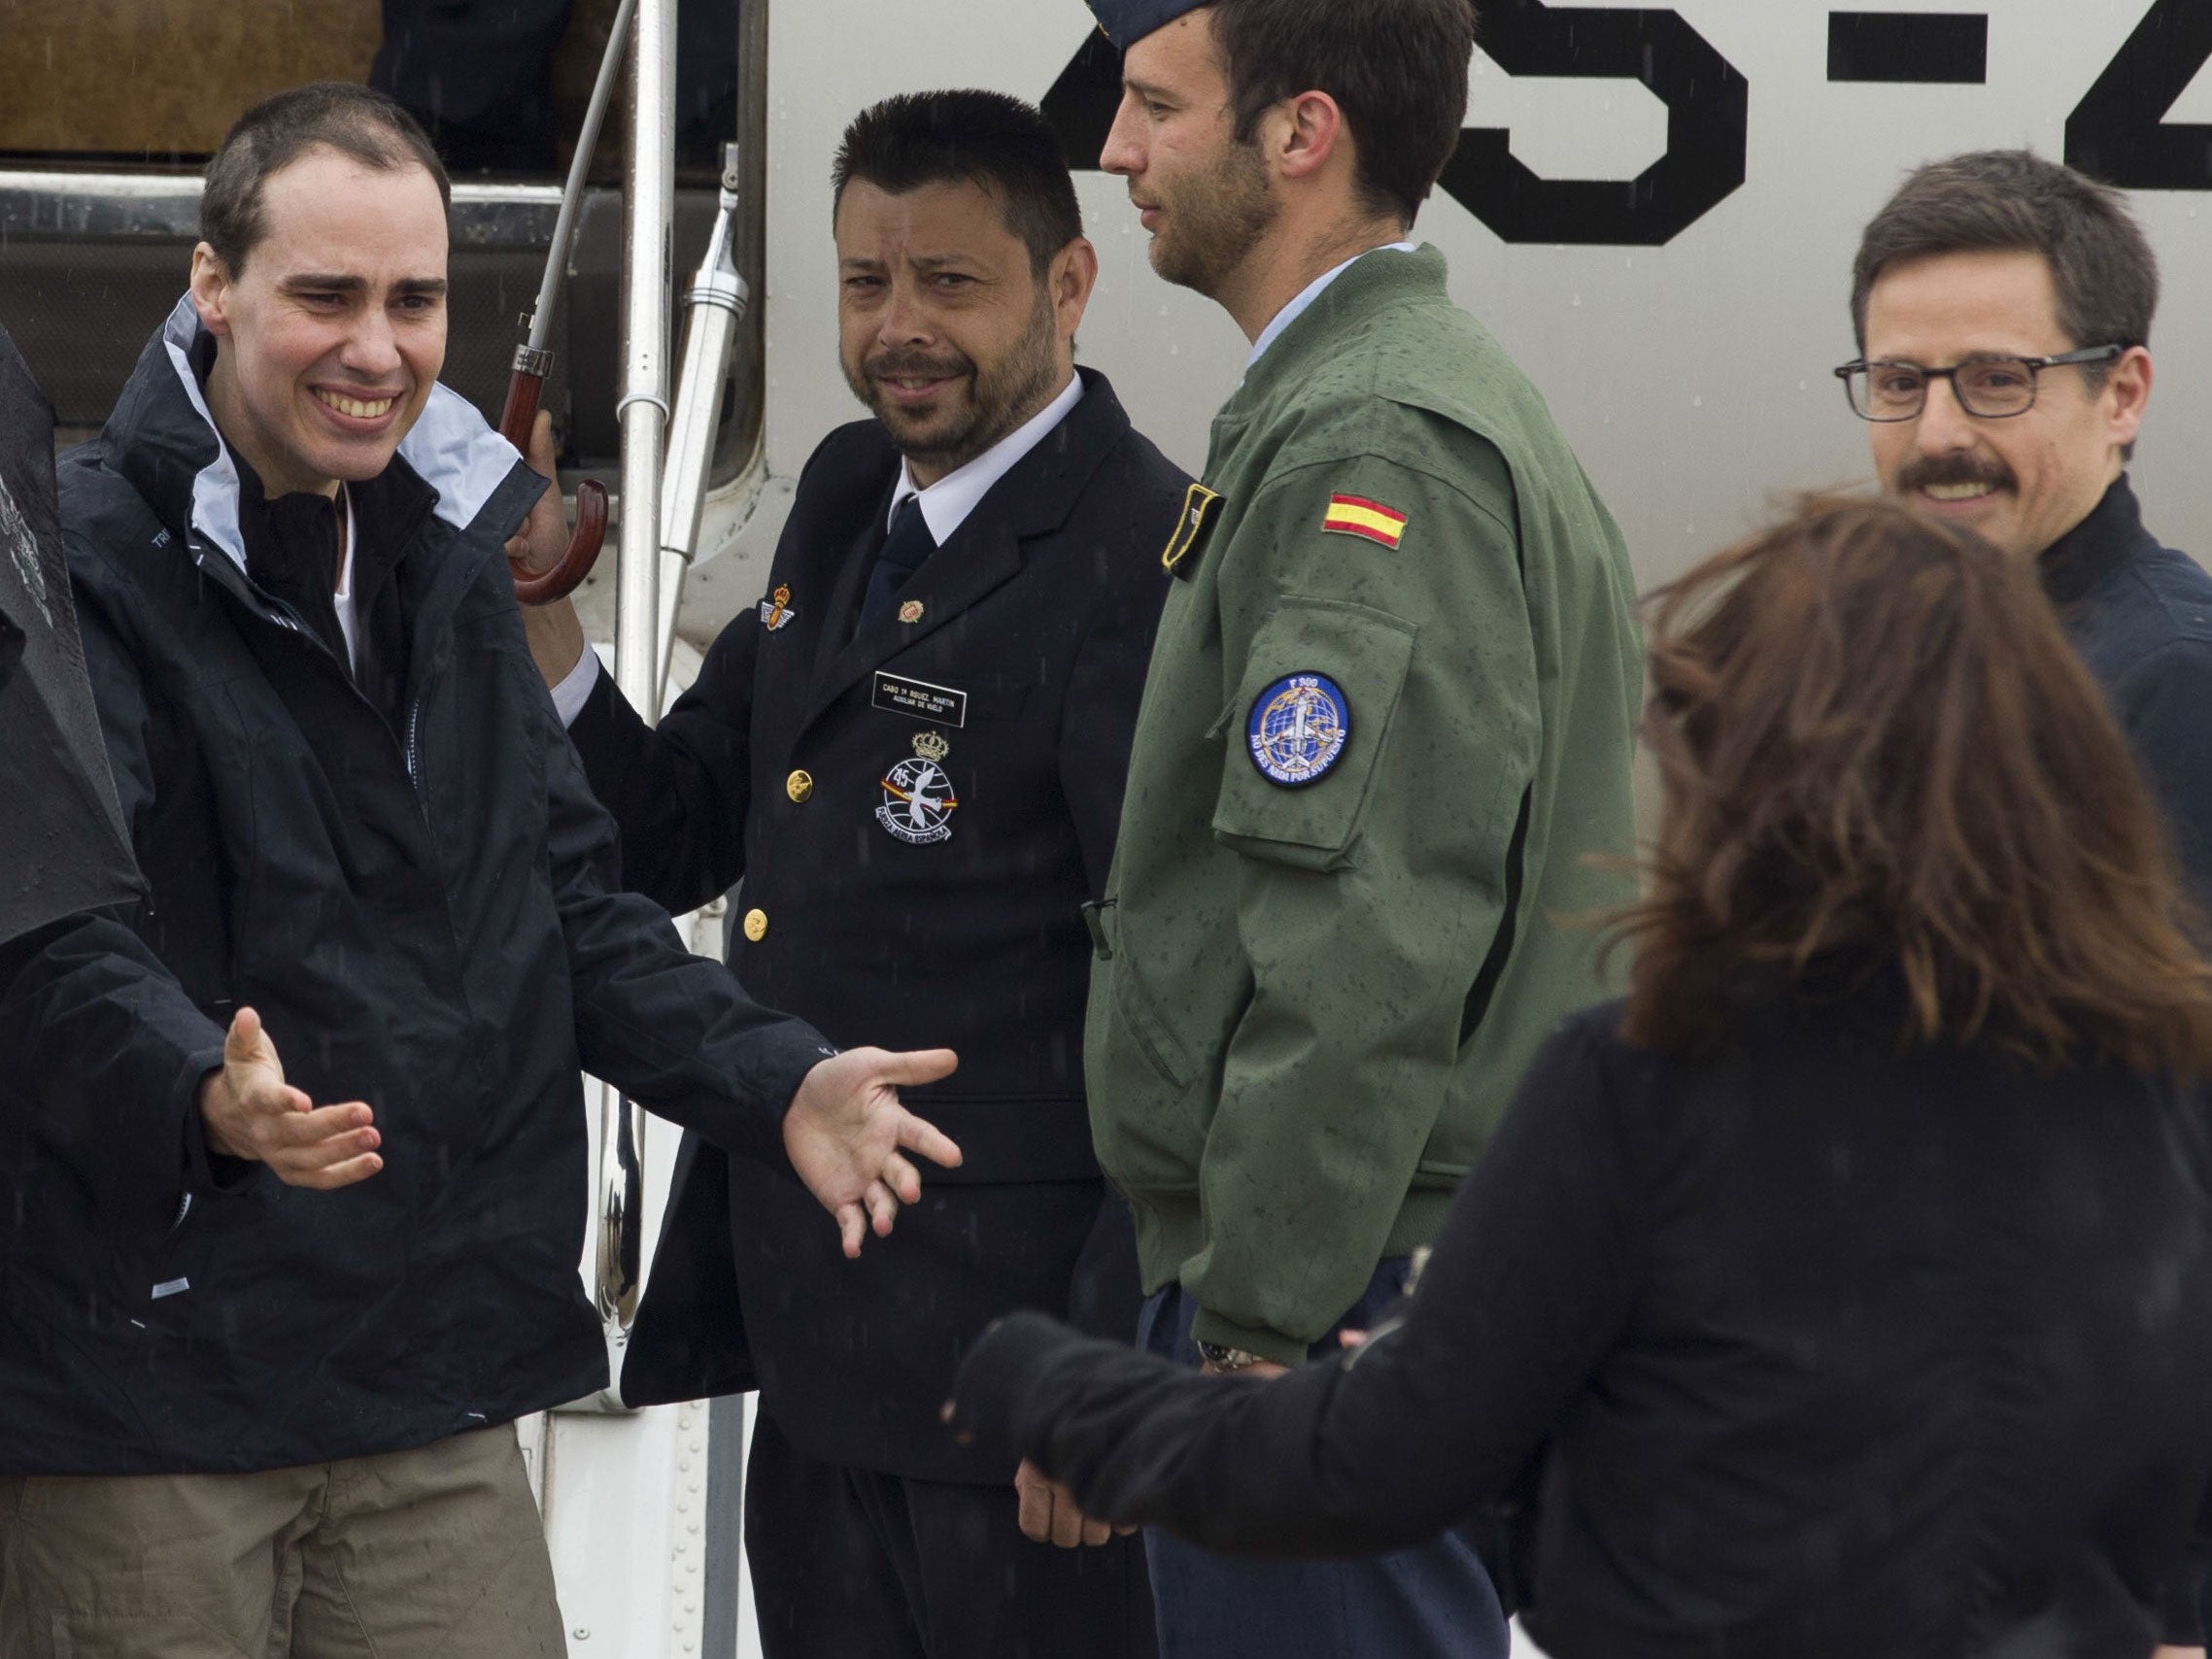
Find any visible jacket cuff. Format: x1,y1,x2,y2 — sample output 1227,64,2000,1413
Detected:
2159,1548,2206,1645
739,1023,842,1167
565,657,636,758
176,1049,260,1199
1188,1305,1309,1370
947,1311,1079,1460
549,642,603,728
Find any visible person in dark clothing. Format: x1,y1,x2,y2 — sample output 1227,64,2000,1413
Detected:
1846,152,2212,1657
0,83,960,1659
1843,149,2212,902
0,321,142,950
515,92,1182,1659
371,0,572,174
371,0,738,174
949,497,2212,1659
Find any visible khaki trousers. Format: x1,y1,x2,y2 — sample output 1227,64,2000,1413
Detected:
0,1423,565,1659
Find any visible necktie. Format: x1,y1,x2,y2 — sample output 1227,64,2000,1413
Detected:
858,494,936,631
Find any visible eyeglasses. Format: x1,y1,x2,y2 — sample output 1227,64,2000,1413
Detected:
1834,345,2125,422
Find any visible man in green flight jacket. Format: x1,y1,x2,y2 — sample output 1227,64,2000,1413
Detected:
1074,2,1644,1655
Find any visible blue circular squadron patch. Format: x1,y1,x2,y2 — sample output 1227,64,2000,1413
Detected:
1247,672,1351,788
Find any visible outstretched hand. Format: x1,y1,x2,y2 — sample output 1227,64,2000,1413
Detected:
783,1046,963,1257
195,1007,382,1189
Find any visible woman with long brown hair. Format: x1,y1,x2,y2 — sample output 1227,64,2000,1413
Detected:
949,497,2212,1658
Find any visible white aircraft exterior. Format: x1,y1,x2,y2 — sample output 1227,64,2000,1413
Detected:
6,3,2209,1654
679,0,2212,645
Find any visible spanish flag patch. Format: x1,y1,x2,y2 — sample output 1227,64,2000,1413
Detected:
1322,493,1408,549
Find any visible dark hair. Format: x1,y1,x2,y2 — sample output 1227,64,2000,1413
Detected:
1614,495,2212,1076
1201,0,1476,226
202,83,451,276
832,91,1083,275
1850,150,2159,362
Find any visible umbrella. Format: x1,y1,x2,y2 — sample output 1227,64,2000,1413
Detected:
0,323,142,947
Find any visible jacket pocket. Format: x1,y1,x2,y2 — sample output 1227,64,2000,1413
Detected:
1210,598,1415,871
139,1191,212,1333
1110,963,1200,1092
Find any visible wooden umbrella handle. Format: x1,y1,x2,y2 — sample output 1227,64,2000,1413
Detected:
498,354,608,607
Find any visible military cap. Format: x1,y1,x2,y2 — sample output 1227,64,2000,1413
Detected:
1085,0,1208,51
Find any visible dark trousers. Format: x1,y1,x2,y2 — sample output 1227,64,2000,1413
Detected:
745,1405,1156,1659
1138,1263,1510,1659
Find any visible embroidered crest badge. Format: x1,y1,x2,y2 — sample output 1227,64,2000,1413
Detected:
1247,672,1351,788
876,729,959,844
759,585,797,630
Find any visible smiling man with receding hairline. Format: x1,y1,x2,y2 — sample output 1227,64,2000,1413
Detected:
0,80,960,1659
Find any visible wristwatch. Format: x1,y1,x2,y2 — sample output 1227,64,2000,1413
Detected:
1195,1339,1270,1372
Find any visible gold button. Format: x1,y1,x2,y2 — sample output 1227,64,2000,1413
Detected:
742,908,768,942
786,769,814,804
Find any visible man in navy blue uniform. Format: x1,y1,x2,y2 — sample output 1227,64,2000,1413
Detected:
519,91,1186,1658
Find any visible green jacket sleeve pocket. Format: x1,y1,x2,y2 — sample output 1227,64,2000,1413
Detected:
1209,597,1415,870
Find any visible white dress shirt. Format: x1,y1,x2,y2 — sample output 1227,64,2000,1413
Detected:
552,372,1087,727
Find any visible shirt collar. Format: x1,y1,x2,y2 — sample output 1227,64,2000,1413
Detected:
2037,474,2151,606
1246,241,1419,370
888,372,1086,543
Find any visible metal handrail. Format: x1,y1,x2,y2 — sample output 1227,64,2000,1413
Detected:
595,0,679,1335
0,172,569,244
655,142,749,698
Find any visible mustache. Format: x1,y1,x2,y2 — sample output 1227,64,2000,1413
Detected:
866,351,973,383
1895,453,2015,494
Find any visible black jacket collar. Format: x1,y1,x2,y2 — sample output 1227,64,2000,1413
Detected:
801,367,1135,724
99,295,536,638
2038,476,2156,607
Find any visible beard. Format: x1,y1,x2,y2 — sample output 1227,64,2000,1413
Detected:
843,286,1064,477
1148,135,1280,298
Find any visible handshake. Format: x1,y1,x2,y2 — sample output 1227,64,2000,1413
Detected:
196,1006,963,1257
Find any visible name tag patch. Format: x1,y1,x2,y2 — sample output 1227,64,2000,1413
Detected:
1247,672,1351,788
872,673,968,728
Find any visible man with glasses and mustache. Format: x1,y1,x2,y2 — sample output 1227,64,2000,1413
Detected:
1844,149,2212,898
519,89,1183,1659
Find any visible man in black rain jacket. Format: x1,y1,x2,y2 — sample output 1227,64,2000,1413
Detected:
0,84,956,1659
